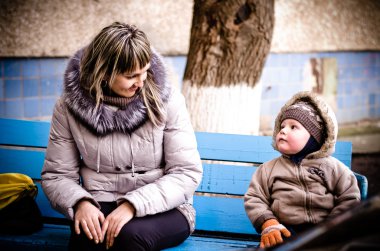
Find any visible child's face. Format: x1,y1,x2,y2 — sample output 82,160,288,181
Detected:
276,119,311,155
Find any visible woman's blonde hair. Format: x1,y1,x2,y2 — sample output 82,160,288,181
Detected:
80,22,165,126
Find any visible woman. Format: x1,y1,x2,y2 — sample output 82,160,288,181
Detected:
41,22,203,251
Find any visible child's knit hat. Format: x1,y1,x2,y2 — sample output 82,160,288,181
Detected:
280,101,325,144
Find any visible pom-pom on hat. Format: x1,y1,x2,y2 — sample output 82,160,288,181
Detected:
280,101,325,144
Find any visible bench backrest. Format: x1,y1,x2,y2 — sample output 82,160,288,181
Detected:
0,118,367,237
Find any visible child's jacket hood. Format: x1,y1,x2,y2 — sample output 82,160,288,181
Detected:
272,91,338,159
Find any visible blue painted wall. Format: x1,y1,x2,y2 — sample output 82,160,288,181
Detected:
1,52,379,130
0,58,68,120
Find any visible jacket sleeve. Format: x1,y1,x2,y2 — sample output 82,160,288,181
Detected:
244,162,277,232
328,159,361,217
123,88,203,217
41,99,99,220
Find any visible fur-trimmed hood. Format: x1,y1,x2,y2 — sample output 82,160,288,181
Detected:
272,91,338,158
63,48,171,135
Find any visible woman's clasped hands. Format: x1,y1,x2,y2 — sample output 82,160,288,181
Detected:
74,200,135,249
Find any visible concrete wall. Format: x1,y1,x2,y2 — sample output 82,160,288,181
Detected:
272,0,380,53
1,0,379,57
0,0,193,56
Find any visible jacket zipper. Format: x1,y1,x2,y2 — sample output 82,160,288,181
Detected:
96,136,103,173
129,133,135,177
296,162,313,222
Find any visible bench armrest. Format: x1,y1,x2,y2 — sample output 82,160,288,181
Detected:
354,172,368,200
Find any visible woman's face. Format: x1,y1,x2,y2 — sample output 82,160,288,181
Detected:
110,63,150,98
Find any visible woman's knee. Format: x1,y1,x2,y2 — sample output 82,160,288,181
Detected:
113,223,153,251
112,209,190,251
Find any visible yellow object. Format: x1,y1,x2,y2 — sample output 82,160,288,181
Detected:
0,173,37,210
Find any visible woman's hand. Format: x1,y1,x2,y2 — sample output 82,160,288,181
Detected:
74,199,105,244
102,201,135,249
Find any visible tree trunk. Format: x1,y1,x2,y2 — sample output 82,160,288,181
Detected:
182,0,274,134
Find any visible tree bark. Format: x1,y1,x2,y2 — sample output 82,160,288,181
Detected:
182,0,274,134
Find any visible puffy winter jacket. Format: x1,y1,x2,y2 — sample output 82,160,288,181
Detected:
41,49,203,232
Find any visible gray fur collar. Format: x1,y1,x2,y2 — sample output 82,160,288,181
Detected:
63,48,171,135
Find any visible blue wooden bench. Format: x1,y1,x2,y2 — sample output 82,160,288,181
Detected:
0,118,368,251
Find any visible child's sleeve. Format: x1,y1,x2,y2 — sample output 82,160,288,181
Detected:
329,161,361,217
244,163,277,233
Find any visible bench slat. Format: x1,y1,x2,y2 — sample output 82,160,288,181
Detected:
0,119,352,167
0,149,257,196
0,147,352,196
164,235,258,250
198,163,257,195
194,196,257,235
0,148,45,178
0,118,50,147
196,132,276,163
196,131,352,167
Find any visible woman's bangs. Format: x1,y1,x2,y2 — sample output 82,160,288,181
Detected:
137,41,152,66
117,43,151,74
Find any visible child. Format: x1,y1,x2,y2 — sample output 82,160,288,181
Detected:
244,91,361,248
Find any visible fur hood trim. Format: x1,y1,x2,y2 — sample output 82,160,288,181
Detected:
63,48,171,135
272,91,338,158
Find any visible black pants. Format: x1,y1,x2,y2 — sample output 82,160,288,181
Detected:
68,202,190,251
286,223,316,235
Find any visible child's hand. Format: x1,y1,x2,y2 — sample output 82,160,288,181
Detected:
260,219,291,248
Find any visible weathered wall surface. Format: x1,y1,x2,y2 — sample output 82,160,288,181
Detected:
0,0,193,56
272,0,380,53
0,0,379,57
